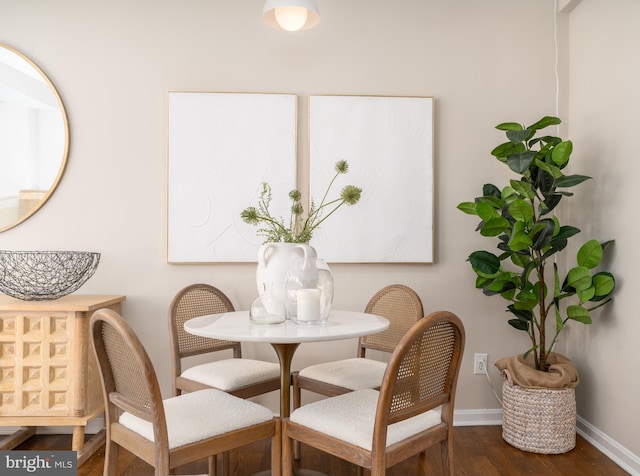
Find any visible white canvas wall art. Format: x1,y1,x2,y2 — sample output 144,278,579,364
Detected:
167,92,297,263
309,95,434,263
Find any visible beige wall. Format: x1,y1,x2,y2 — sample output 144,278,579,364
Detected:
564,0,640,459
1,0,635,461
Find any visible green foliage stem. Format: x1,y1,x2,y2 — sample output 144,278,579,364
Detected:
241,160,362,244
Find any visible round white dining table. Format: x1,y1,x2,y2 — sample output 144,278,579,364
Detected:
185,310,389,476
184,309,390,419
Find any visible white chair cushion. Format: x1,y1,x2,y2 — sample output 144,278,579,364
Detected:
289,388,441,451
181,358,280,391
119,388,274,449
298,358,387,390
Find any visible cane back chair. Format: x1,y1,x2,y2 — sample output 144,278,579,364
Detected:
293,284,424,403
169,283,280,398
90,308,281,476
283,310,465,476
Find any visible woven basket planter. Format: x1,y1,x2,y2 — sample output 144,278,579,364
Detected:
501,369,576,454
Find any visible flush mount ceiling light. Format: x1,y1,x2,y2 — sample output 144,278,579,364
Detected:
263,0,320,32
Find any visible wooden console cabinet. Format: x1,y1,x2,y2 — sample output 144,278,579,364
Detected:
0,295,126,464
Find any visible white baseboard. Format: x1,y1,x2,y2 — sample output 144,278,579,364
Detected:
453,408,503,426
577,416,640,476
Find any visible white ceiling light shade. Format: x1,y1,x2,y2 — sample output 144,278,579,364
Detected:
263,0,320,32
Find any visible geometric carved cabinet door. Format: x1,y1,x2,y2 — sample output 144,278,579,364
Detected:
0,311,78,416
0,295,126,465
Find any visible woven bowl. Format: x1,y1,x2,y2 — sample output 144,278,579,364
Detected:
0,251,101,301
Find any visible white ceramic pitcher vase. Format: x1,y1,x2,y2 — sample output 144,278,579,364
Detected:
256,243,318,313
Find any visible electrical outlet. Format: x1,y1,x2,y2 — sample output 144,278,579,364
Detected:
474,353,488,375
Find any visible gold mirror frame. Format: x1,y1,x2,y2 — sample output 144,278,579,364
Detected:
0,42,69,233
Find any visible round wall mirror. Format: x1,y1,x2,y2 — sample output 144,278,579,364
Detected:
0,43,69,233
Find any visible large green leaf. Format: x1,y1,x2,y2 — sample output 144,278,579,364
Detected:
555,174,592,188
527,116,561,131
577,285,596,302
506,151,536,174
510,179,535,199
532,281,548,303
529,136,561,151
509,237,533,253
507,304,532,331
507,304,533,321
487,273,516,293
497,241,512,254
508,200,534,223
469,251,501,276
510,252,531,269
554,225,581,241
491,141,526,159
541,239,566,262
551,140,573,167
540,194,562,215
501,287,516,300
577,240,603,269
507,129,535,144
534,167,555,194
501,186,516,200
535,135,563,148
521,261,538,290
457,202,477,215
496,122,523,131
480,217,510,236
567,266,592,291
513,290,538,309
508,223,533,252
601,239,615,253
592,272,615,298
476,201,500,221
531,219,555,250
536,141,555,161
567,305,592,324
483,183,502,198
508,319,529,331
477,195,504,209
475,275,493,289
535,159,563,179
531,218,556,236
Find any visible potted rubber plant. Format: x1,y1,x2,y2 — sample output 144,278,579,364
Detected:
457,116,616,454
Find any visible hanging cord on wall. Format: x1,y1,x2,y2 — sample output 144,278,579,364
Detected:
553,0,560,262
482,356,503,406
554,0,560,132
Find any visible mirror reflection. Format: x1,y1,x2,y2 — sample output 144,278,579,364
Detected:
0,43,69,232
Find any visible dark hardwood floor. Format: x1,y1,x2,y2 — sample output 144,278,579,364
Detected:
17,426,628,475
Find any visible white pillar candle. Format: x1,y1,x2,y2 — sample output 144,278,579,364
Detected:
296,288,321,321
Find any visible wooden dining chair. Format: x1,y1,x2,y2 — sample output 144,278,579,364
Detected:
292,284,423,406
283,310,465,476
291,284,423,459
90,308,281,476
168,283,280,398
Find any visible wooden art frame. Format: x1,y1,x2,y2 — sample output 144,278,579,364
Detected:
167,91,297,263
308,95,434,263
